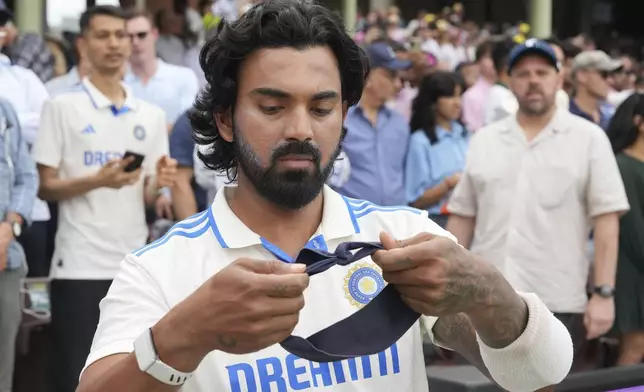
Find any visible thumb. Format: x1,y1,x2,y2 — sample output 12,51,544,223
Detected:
379,231,435,250
104,159,121,168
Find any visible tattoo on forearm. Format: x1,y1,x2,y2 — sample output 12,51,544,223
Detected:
217,334,237,349
441,250,529,349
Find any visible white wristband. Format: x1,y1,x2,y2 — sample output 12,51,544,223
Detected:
476,292,573,392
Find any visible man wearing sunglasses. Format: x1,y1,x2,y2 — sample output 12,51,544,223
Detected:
569,50,623,130
124,9,199,133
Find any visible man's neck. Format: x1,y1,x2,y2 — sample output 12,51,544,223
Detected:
573,90,600,121
227,178,324,258
89,71,126,106
516,106,557,141
77,60,92,79
130,57,158,84
482,73,497,84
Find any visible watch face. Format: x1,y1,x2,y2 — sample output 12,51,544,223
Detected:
12,222,21,237
597,286,614,298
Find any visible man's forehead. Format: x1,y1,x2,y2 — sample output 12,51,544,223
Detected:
90,15,126,31
512,55,555,72
126,16,151,30
239,46,341,94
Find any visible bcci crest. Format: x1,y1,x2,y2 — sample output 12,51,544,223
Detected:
344,263,385,308
133,125,146,141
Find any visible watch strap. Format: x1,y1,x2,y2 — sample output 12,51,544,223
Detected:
134,328,192,386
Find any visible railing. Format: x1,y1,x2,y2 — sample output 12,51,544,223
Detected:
427,364,644,392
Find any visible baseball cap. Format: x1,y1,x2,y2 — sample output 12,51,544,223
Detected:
507,38,560,74
0,0,12,24
365,42,412,71
571,50,623,73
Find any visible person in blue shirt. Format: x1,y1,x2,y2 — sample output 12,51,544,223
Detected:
405,71,469,228
0,97,38,392
339,41,412,206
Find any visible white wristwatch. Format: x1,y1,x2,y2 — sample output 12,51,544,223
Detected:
134,328,193,386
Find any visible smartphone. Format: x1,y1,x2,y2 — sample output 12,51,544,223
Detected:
123,151,145,173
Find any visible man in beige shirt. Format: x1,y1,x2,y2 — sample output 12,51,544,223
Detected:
447,39,629,372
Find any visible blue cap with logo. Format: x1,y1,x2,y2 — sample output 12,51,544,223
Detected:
507,38,560,74
365,42,412,71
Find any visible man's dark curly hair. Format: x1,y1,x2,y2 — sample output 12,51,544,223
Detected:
190,0,369,179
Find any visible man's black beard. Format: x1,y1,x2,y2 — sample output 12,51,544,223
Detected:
233,126,341,210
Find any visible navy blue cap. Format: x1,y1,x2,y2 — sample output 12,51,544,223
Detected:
0,0,12,23
507,38,560,74
280,241,420,362
365,42,412,71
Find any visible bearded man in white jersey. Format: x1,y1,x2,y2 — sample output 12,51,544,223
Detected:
77,2,573,392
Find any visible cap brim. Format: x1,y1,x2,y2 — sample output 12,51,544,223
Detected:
383,58,412,71
598,60,623,72
509,48,560,73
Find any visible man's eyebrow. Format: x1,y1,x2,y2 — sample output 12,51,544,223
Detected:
250,88,339,101
251,88,290,98
312,91,340,101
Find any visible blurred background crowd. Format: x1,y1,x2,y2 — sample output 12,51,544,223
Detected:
1,0,644,391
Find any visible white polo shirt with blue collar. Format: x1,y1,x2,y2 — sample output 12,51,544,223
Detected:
32,77,169,280
82,185,450,391
124,59,200,126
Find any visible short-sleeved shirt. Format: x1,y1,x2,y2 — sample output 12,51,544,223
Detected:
448,109,630,313
32,77,169,280
339,105,410,206
405,122,469,215
124,59,199,125
83,185,452,391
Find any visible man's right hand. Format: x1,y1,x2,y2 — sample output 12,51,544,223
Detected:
95,157,142,189
152,258,309,371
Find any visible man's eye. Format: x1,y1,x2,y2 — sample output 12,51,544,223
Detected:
312,108,332,116
260,106,281,114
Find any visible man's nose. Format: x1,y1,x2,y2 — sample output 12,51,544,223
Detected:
284,107,315,141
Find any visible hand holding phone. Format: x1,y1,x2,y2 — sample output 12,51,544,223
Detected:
95,151,144,189
123,151,145,173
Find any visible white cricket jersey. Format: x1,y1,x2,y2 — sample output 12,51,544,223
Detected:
83,185,456,391
32,77,169,280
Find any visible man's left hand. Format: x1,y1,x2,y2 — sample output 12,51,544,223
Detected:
584,295,614,340
156,155,178,188
371,231,501,317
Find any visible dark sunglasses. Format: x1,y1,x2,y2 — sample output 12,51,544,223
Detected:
129,31,149,41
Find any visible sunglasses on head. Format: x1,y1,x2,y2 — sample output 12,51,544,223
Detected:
129,31,149,40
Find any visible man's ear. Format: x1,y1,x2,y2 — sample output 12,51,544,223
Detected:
214,110,234,142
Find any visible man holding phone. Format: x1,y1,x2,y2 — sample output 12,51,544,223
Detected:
31,6,177,392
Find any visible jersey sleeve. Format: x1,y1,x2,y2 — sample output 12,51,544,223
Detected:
82,254,169,376
32,99,64,169
586,129,630,217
